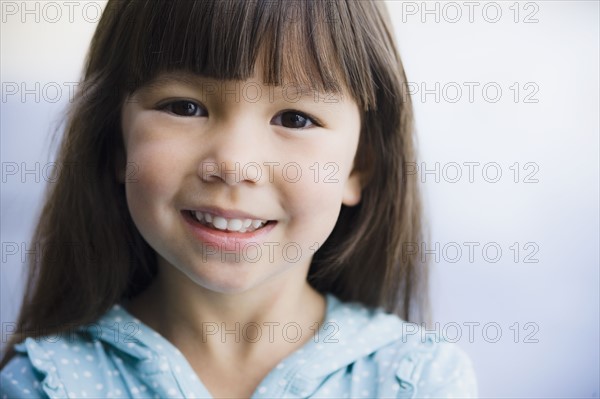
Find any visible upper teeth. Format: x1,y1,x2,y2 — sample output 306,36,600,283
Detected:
194,211,267,232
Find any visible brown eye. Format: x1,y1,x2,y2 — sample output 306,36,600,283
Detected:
271,110,318,129
160,100,206,117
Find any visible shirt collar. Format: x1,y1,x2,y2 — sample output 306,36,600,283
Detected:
82,293,406,379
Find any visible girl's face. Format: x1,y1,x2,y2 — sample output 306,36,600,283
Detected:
120,68,362,294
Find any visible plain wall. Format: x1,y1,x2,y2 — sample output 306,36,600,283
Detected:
1,1,598,397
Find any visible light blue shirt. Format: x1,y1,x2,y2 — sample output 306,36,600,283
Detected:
1,294,477,398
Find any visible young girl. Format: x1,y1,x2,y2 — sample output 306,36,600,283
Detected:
1,1,477,398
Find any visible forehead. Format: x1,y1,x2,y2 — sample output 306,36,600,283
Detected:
136,70,346,103
115,0,377,111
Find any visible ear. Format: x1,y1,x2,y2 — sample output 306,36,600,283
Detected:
342,134,374,206
342,169,363,206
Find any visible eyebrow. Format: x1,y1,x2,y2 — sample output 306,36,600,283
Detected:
136,72,341,102
136,73,203,93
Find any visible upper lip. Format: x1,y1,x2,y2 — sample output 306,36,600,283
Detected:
184,206,271,221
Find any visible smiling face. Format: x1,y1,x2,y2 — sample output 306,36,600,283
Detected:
120,68,362,294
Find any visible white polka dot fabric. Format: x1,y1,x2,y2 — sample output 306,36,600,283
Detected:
1,294,477,398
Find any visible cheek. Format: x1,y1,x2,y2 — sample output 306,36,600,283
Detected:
123,111,189,197
282,133,359,229
281,167,350,244
123,136,188,232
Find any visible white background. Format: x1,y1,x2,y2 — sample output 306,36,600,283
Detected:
1,1,599,397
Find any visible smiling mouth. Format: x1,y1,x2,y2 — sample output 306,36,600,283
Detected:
185,210,273,233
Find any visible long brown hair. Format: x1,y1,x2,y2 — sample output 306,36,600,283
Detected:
1,0,428,368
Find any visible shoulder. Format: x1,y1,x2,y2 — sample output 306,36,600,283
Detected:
383,333,478,398
324,296,478,398
1,332,106,399
367,318,478,398
1,352,46,398
0,304,150,398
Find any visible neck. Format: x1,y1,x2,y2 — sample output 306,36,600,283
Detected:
125,259,326,361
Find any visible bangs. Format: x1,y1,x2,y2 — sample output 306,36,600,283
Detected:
112,0,378,110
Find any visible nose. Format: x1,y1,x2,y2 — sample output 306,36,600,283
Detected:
198,117,266,186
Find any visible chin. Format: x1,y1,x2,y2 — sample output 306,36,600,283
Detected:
178,261,269,295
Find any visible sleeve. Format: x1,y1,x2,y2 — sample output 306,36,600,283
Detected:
0,354,47,398
409,341,478,399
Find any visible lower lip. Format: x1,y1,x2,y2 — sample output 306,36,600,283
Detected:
181,211,276,251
